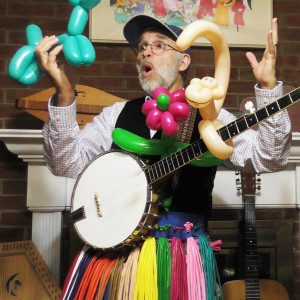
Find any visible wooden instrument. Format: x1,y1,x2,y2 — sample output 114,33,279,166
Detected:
0,241,61,299
70,88,300,250
16,84,125,127
222,172,289,299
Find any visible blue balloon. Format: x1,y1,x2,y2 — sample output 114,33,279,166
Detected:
69,0,101,9
26,24,43,47
8,45,35,80
8,24,44,86
68,0,80,6
64,35,95,66
18,60,42,86
67,6,88,36
57,33,69,45
79,0,101,10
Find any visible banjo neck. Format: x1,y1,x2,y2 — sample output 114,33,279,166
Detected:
68,87,300,250
145,87,300,185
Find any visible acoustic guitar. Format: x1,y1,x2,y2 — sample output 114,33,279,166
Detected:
70,87,300,250
221,172,289,299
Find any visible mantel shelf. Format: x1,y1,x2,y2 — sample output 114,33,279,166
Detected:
0,129,44,163
1,129,300,163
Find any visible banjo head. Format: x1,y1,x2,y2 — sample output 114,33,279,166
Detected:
71,150,153,249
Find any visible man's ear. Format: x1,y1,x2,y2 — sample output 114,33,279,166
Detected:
179,53,191,72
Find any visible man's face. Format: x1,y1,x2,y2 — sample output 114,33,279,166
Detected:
136,31,183,95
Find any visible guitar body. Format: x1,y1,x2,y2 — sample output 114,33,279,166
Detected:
222,279,289,300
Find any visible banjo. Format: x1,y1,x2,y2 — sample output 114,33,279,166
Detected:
70,87,300,250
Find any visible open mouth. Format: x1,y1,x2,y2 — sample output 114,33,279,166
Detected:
142,63,153,76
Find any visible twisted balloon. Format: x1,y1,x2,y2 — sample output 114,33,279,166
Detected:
142,87,190,137
176,20,234,160
8,0,100,85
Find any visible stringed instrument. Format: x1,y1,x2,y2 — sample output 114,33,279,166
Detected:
221,172,289,299
69,87,300,250
16,84,125,128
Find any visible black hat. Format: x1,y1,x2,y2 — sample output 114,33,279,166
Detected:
123,15,192,56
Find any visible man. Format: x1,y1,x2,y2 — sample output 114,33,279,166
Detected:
36,15,291,299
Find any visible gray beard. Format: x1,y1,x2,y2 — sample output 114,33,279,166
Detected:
137,58,181,96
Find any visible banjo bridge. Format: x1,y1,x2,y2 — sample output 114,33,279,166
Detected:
94,192,103,217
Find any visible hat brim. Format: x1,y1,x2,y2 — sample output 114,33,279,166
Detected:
123,15,179,49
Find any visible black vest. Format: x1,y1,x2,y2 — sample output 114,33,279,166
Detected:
111,97,217,219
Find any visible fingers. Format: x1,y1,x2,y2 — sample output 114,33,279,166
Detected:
245,51,258,68
271,17,278,46
47,44,63,64
267,18,278,55
35,36,62,69
246,17,278,65
35,35,59,54
245,18,278,90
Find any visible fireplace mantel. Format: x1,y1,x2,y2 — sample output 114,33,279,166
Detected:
0,129,76,282
1,129,300,281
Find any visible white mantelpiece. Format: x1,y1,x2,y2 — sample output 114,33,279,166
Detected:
0,129,75,282
0,129,300,281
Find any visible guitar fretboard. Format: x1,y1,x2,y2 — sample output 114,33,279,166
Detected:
145,87,300,184
244,195,260,299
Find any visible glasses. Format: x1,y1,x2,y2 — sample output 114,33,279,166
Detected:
134,41,183,56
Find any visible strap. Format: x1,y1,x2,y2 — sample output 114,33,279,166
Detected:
177,106,197,144
172,107,198,187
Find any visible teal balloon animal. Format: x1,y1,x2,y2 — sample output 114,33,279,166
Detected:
8,0,101,85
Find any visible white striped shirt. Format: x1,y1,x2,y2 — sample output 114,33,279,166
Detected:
43,82,291,178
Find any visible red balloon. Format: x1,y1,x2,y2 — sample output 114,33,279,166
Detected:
169,102,190,121
152,87,168,100
161,112,178,136
170,89,186,103
146,109,162,130
142,99,157,115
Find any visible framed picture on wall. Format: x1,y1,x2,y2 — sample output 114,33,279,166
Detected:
89,0,273,48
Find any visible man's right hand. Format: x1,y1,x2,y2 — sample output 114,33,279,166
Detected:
35,36,75,106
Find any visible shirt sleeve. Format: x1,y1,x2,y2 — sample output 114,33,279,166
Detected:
43,99,126,178
219,81,292,173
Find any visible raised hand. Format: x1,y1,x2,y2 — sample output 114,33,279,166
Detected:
246,18,279,90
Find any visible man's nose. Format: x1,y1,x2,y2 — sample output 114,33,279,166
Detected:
142,45,152,56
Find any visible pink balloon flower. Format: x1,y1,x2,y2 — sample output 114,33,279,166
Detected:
142,87,190,136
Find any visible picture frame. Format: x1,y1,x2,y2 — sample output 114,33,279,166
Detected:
89,0,273,48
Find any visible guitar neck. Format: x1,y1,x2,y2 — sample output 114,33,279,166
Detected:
243,195,260,298
241,172,260,299
145,87,300,185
